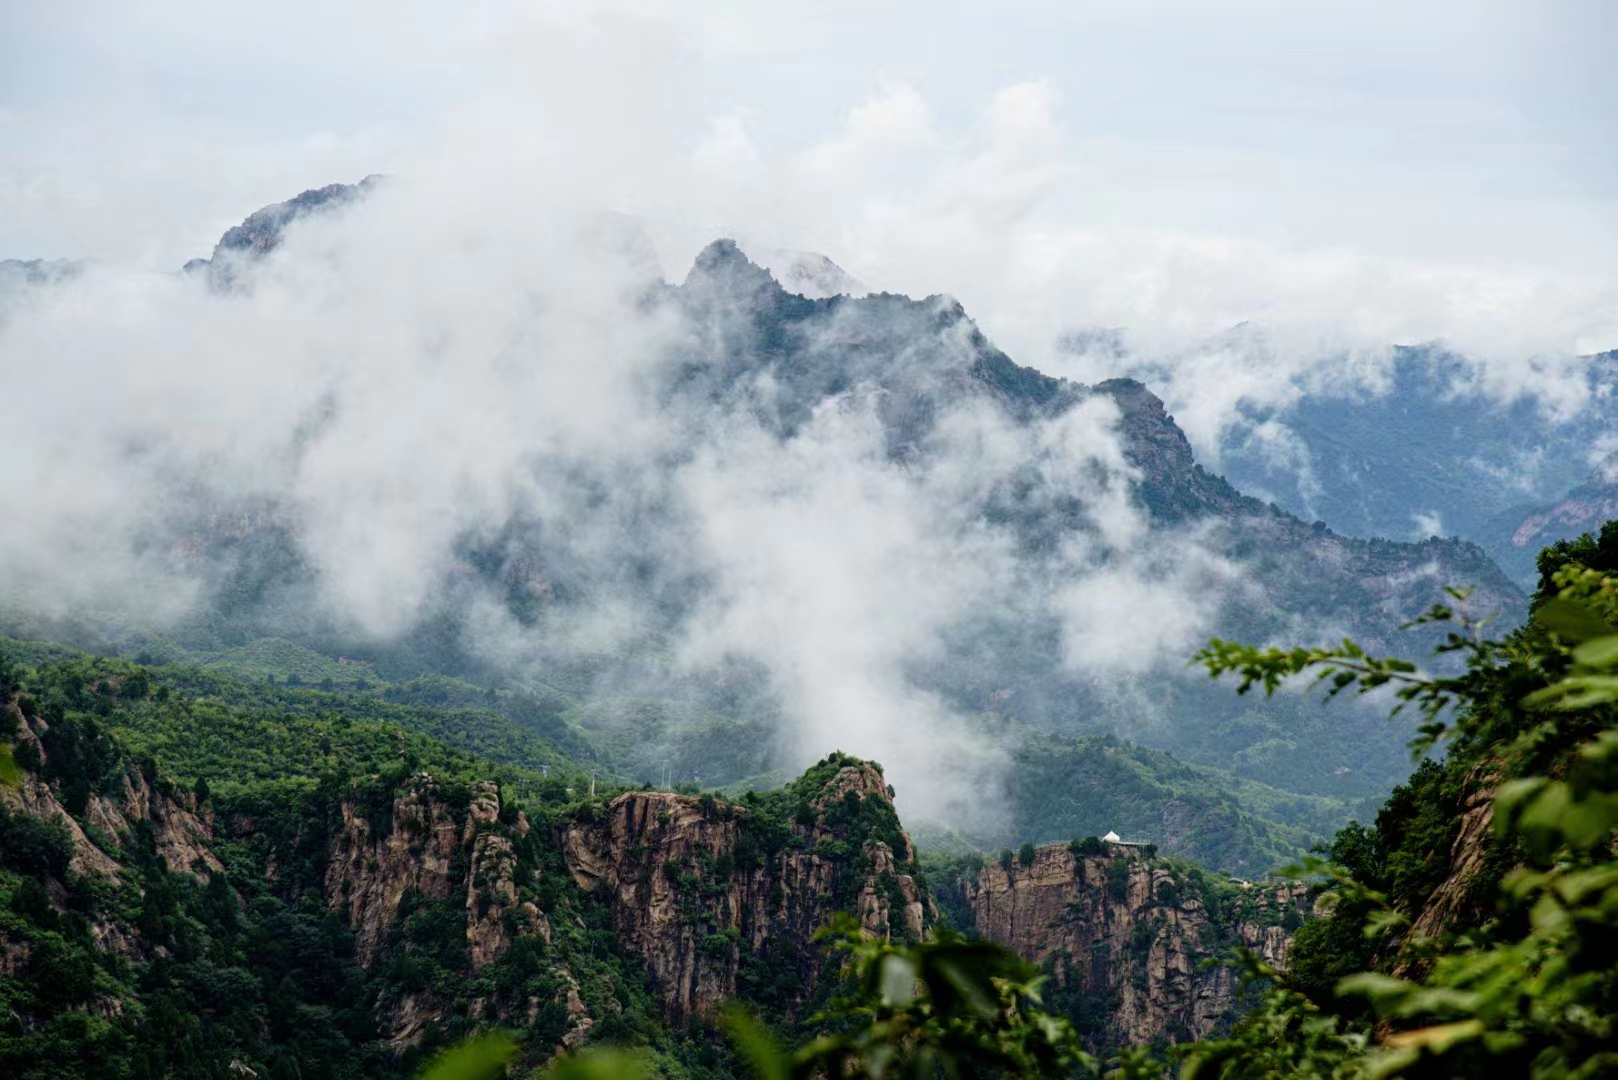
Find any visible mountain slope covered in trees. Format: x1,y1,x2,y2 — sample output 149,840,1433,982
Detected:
0,640,1307,1077
1,181,1527,833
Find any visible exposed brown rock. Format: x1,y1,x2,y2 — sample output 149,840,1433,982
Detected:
379,993,438,1055
324,774,463,966
315,774,559,1048
964,843,1304,1049
1392,761,1500,977
0,940,29,978
559,974,596,1050
561,764,928,1023
1,706,231,964
3,708,220,883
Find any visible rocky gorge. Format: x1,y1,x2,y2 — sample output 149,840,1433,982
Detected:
1,669,1311,1071
962,841,1306,1048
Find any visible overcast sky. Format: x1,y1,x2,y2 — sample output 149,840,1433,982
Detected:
2,0,1614,814
3,0,1615,355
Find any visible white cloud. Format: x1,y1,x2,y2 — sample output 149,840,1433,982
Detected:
1413,511,1445,540
2,0,1613,822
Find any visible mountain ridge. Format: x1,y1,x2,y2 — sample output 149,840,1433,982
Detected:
1,179,1528,842
0,650,1305,1073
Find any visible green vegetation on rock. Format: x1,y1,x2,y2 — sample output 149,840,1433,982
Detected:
1175,522,1618,1078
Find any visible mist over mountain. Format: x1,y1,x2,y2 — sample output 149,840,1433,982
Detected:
1056,328,1617,587
0,179,1528,843
6,7,1617,1072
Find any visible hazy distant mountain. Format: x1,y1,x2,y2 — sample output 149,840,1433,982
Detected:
668,240,1522,644
0,258,82,287
0,258,82,319
1191,342,1615,585
151,193,1527,799
1479,469,1618,583
183,175,386,289
742,245,867,298
177,176,863,301
2,182,1532,822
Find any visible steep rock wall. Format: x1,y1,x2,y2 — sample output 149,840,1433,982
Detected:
313,775,555,1048
2,702,220,924
5,703,220,879
561,761,927,1023
964,842,1304,1049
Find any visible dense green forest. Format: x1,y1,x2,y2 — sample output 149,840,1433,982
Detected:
4,520,1613,1078
0,644,730,1079
1164,521,1618,1076
996,731,1355,875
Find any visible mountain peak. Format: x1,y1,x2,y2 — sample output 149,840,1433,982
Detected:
192,174,385,290
742,246,866,299
686,238,775,283
1094,377,1164,413
679,238,787,309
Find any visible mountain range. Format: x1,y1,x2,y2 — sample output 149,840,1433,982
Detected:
0,179,1540,851
1067,331,1617,587
2,177,1613,1079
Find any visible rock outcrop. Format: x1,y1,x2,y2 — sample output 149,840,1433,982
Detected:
964,842,1305,1050
324,774,468,966
0,699,225,986
561,759,928,1023
3,700,221,886
2,692,1291,1062
194,176,384,290
314,775,554,1047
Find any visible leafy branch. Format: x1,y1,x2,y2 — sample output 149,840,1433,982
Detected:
1195,589,1501,753
726,914,1096,1080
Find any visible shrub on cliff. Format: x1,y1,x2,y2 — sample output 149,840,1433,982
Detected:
0,803,74,879
1179,527,1618,1078
727,914,1095,1079
1070,835,1106,858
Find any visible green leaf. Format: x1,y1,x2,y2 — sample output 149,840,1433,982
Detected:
1526,675,1618,711
1336,972,1414,1008
545,1050,654,1080
722,1006,789,1080
1557,795,1618,851
1534,599,1618,644
1383,1018,1485,1053
1362,1047,1423,1080
877,954,918,1007
1572,634,1618,669
417,1033,518,1080
1495,777,1548,816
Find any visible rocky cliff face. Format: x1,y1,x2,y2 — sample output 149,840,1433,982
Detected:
192,176,384,289
3,708,940,1057
1,701,220,945
1482,474,1618,585
2,685,1290,1065
561,759,928,1023
963,842,1305,1050
323,775,548,969
302,775,561,1049
13,710,216,872
282,756,931,1042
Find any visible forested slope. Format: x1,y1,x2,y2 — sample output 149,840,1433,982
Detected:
1173,520,1618,1077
